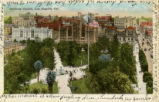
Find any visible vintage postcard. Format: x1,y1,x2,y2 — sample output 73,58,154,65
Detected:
0,0,158,102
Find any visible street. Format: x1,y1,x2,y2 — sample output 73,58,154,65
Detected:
133,41,146,94
136,27,153,73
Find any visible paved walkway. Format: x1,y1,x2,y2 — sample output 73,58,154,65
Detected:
53,49,87,94
29,68,50,85
133,41,146,94
29,49,87,94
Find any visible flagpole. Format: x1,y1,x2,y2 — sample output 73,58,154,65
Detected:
87,23,89,71
87,12,90,71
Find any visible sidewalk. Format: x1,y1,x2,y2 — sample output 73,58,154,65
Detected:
133,41,146,94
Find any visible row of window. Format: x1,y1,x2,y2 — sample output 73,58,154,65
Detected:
109,37,133,41
20,30,34,38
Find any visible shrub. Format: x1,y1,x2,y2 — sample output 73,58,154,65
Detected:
143,72,153,94
30,87,40,94
139,50,148,72
146,81,153,94
41,87,48,93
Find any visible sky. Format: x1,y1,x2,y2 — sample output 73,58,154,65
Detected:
3,2,153,18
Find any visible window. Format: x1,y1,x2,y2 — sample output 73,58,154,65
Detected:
82,25,85,37
68,28,72,36
20,30,23,37
31,30,34,38
26,31,28,37
123,38,125,41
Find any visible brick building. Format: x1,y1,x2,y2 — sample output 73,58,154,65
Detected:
37,16,98,44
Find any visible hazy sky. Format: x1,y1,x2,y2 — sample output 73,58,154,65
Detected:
4,2,153,18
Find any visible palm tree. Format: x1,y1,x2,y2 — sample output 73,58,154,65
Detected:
34,60,43,82
47,71,56,93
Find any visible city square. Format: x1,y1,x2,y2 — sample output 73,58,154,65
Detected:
3,2,153,94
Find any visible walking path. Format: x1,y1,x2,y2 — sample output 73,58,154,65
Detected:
53,49,87,94
133,41,146,94
29,49,87,94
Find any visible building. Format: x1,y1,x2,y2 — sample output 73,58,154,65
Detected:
12,13,35,27
34,13,51,24
12,17,35,27
114,16,126,29
114,16,136,29
126,16,137,28
4,35,12,42
140,21,152,34
4,24,13,35
4,41,26,56
37,16,99,44
12,27,53,41
104,26,136,44
95,15,113,27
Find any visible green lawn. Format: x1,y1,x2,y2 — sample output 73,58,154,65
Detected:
69,69,93,93
74,52,87,67
29,82,58,94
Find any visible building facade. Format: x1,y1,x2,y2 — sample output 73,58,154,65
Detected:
12,27,53,41
4,42,25,56
4,24,12,35
37,16,99,44
114,16,136,29
105,26,136,44
12,17,35,27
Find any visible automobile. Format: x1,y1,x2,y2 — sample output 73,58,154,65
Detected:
142,42,144,46
150,54,153,59
73,77,77,80
135,38,138,41
149,48,151,51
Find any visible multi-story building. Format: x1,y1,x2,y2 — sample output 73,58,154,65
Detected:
4,41,26,56
37,16,99,44
114,16,127,29
12,17,35,27
4,24,13,42
114,16,136,29
4,24,13,35
12,27,53,41
4,35,12,42
140,21,152,34
105,26,136,44
126,16,137,28
12,13,35,27
140,21,153,47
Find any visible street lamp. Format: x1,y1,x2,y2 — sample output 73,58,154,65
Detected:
81,47,85,66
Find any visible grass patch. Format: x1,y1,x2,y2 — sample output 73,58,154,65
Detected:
74,52,87,67
69,77,93,93
29,82,58,94
69,69,93,93
134,90,138,94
